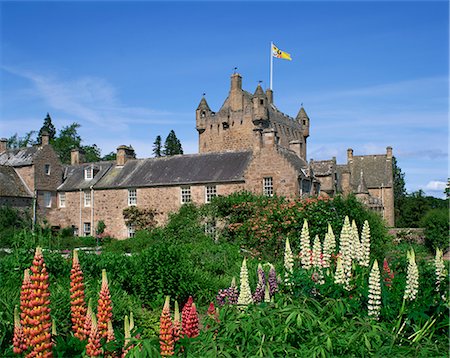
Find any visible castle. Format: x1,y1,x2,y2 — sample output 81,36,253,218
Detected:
0,73,394,238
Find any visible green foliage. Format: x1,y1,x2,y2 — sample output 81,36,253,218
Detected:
7,131,37,149
0,206,32,244
393,156,406,226
396,190,448,228
210,192,389,262
38,113,56,143
421,208,449,251
152,135,162,157
163,129,183,156
122,206,157,231
101,151,117,161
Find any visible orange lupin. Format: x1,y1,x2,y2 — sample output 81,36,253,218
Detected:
159,296,174,356
86,315,102,357
84,299,94,339
27,247,53,358
13,306,26,354
172,301,181,344
97,269,113,340
20,268,31,349
70,249,87,340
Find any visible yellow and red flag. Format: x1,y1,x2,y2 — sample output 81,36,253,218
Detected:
272,44,292,61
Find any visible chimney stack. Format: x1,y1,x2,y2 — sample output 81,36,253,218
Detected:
0,138,7,153
265,89,273,104
262,128,278,149
347,148,354,163
71,148,84,165
41,131,49,146
289,140,302,158
116,145,136,166
386,146,393,159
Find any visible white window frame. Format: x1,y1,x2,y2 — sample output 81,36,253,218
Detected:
205,185,217,203
44,164,51,175
180,186,191,204
59,192,66,208
84,191,91,207
128,189,137,206
263,177,274,197
127,224,136,238
84,167,93,180
83,222,91,237
43,191,52,208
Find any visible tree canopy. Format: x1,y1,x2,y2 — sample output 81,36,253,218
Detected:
163,130,183,156
153,135,162,157
38,113,56,143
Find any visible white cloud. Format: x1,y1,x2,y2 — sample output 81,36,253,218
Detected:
425,181,447,192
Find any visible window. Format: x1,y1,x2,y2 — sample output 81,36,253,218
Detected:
128,189,137,206
263,177,273,197
84,191,91,207
59,192,66,208
205,185,217,203
43,192,52,208
205,220,216,237
260,99,264,105
84,167,93,180
44,164,51,175
83,222,91,236
181,186,191,203
127,224,136,238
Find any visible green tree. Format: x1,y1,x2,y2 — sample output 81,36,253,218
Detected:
82,144,101,163
153,135,162,157
163,130,183,156
102,151,116,161
38,113,56,143
52,123,82,164
7,131,37,149
392,156,406,226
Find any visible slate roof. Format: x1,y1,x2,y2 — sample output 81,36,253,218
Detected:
58,162,114,191
350,155,392,188
0,165,32,197
0,146,40,167
94,151,253,189
277,147,309,179
311,160,336,176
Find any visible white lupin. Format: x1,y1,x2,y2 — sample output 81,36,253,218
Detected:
284,237,294,285
404,249,419,301
237,258,253,306
300,219,311,269
339,216,353,290
351,220,361,262
334,256,345,285
322,223,336,268
435,248,446,292
360,220,371,267
312,235,322,268
368,260,381,319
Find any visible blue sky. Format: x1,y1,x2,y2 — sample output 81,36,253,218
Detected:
0,1,448,198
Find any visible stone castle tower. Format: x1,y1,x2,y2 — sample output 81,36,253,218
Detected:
196,73,310,159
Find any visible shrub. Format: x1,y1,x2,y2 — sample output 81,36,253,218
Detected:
421,208,449,251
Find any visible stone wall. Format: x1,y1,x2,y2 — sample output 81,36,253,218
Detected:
0,197,33,210
14,166,34,193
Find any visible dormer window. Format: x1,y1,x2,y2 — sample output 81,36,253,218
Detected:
201,111,206,118
260,99,264,105
85,167,93,180
303,120,306,126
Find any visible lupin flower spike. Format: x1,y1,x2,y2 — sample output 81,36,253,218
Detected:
173,301,181,343
181,296,193,335
360,220,371,267
322,224,336,268
27,247,53,357
19,268,31,350
86,314,102,357
13,305,25,355
284,238,294,285
300,219,312,269
70,249,87,340
404,249,419,301
237,257,253,306
368,260,382,319
160,296,174,356
185,303,199,338
97,269,113,340
122,315,132,358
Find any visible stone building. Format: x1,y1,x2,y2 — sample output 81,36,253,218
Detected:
1,72,394,237
0,134,63,223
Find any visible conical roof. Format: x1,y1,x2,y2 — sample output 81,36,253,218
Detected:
296,107,309,121
197,96,211,111
356,170,369,194
253,84,265,97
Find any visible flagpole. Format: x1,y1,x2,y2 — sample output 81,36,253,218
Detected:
270,41,273,90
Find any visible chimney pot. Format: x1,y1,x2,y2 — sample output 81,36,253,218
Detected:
347,148,354,163
386,146,393,159
116,145,136,166
71,148,84,165
41,131,49,146
0,138,7,153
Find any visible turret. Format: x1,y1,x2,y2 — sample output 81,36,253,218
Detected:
196,96,212,134
355,170,370,203
252,84,269,125
296,107,310,138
